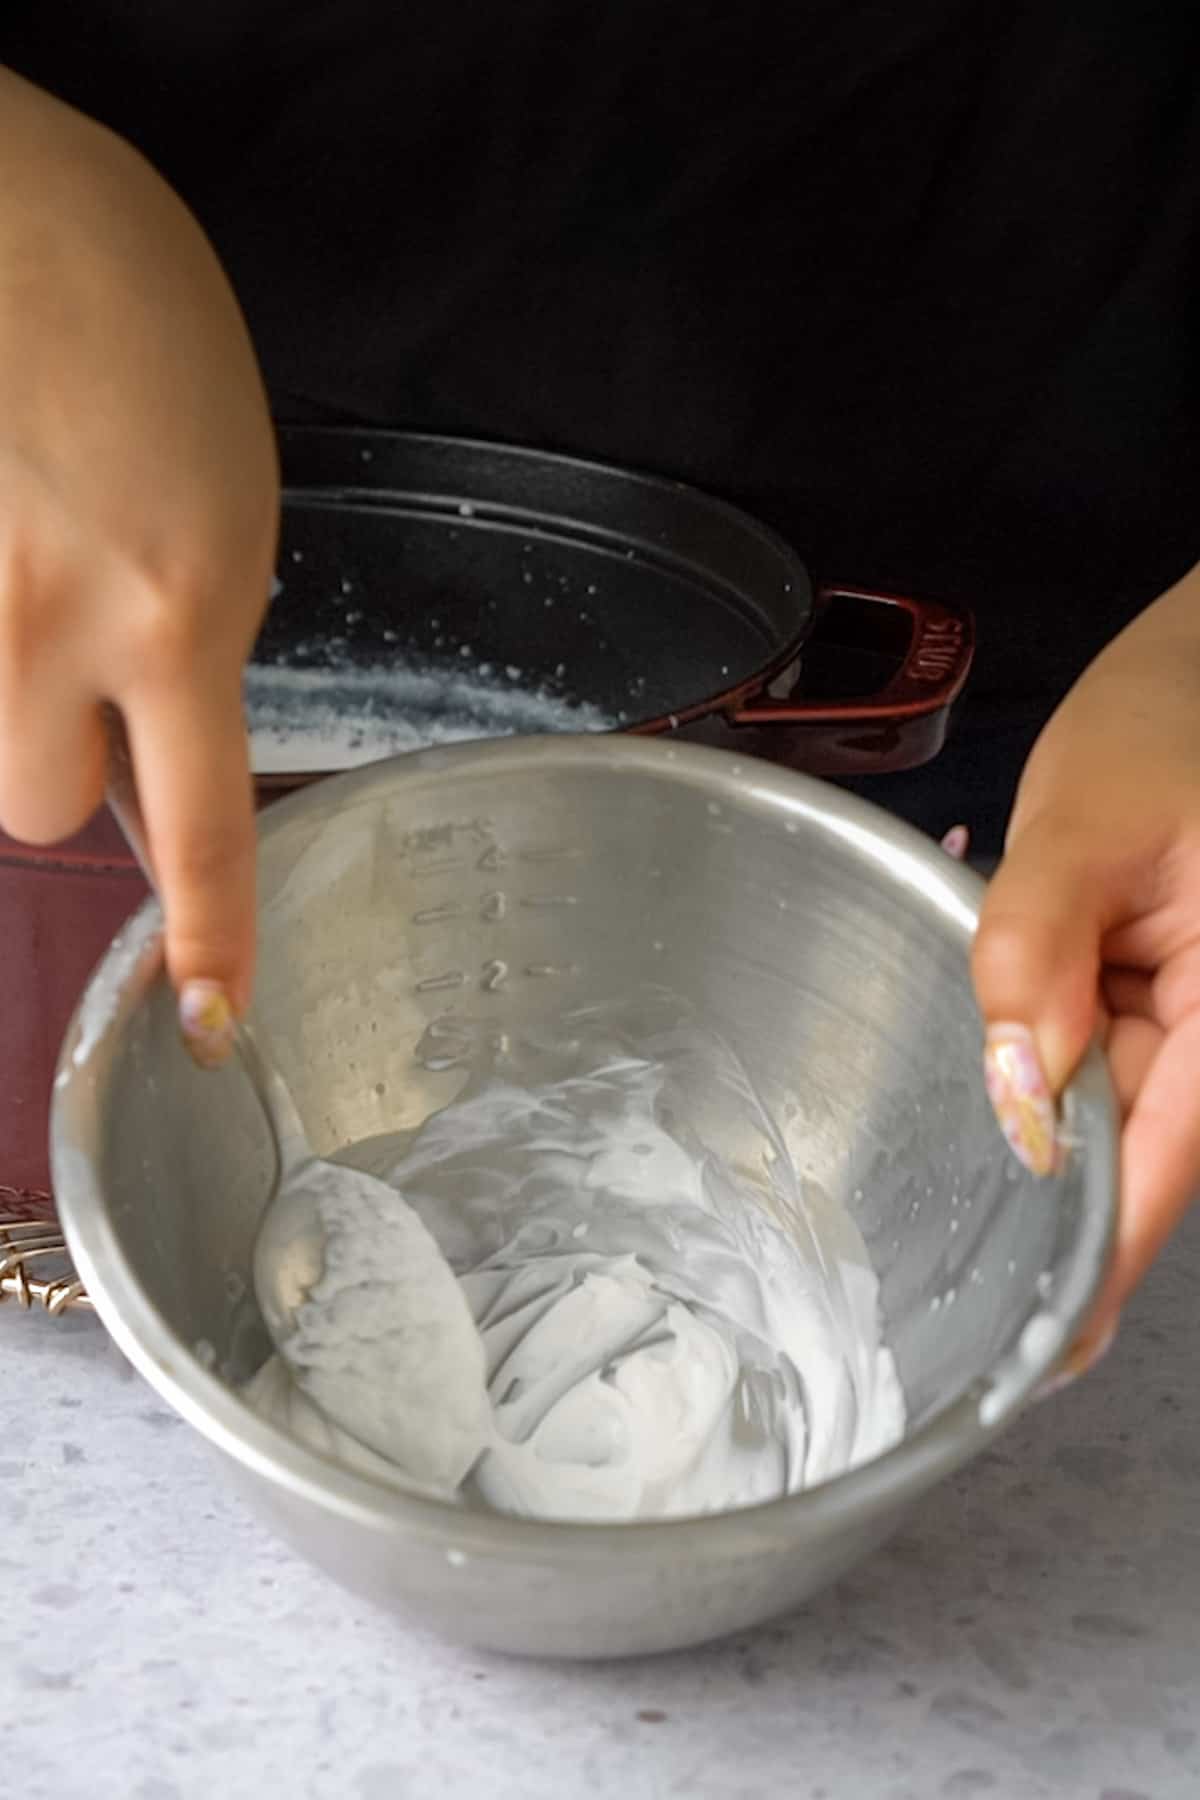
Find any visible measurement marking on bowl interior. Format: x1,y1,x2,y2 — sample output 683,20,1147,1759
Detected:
480,960,508,992
422,1018,468,1043
413,903,467,925
413,1019,475,1067
520,895,578,910
477,845,505,873
416,971,468,993
411,859,468,880
479,891,507,921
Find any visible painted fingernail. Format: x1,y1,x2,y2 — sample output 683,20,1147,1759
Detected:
984,1023,1059,1177
179,980,236,1070
1063,1315,1118,1382
941,824,970,861
1036,1316,1118,1402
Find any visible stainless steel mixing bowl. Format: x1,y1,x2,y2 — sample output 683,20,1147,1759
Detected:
51,737,1116,1659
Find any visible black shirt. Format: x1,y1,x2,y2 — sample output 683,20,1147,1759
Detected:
5,3,1200,841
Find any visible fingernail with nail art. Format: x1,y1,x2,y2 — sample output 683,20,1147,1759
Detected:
179,980,236,1070
1063,1315,1118,1383
940,824,970,861
984,1022,1059,1177
1037,1316,1118,1401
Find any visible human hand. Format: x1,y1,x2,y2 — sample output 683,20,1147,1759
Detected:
0,71,278,1062
971,561,1200,1375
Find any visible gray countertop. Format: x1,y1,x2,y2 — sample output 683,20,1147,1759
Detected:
3,1210,1199,1800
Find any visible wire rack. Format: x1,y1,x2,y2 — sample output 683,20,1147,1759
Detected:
0,1211,90,1315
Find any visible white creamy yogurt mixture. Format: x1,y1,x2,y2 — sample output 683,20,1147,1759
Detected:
245,661,614,774
246,1006,907,1522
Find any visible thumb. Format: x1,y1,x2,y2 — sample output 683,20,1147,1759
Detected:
971,815,1116,1176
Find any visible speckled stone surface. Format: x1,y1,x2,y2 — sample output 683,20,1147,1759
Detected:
3,1210,1199,1800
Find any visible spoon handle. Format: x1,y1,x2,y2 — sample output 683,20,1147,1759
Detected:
233,1023,312,1181
102,703,310,1181
102,702,155,885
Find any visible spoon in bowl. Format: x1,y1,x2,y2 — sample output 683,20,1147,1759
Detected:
102,704,490,1491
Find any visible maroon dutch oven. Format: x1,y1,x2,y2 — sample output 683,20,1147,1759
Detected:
0,428,972,1213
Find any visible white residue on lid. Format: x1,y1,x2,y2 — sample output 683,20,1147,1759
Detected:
246,658,615,775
